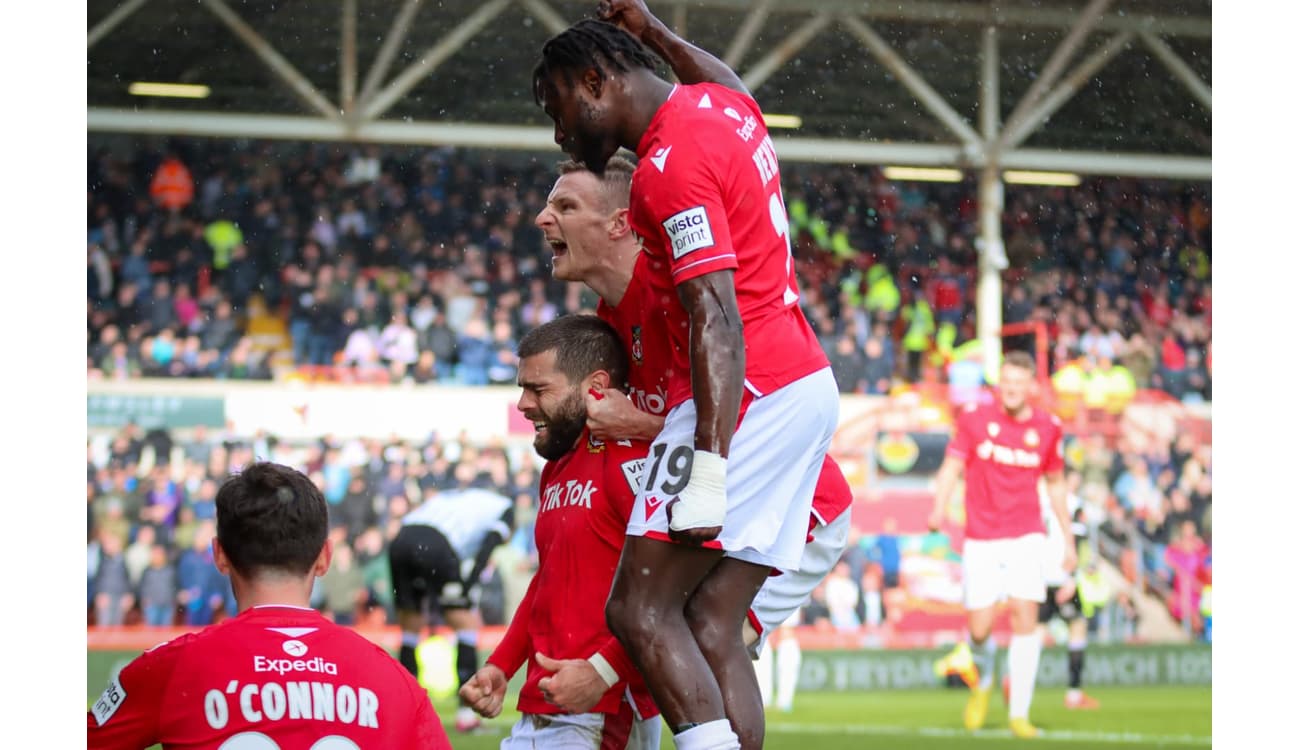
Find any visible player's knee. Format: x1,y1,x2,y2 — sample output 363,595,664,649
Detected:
683,596,732,657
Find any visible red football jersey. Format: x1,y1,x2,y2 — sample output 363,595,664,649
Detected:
945,402,1065,541
87,605,449,749
487,429,657,719
628,82,828,411
600,254,851,527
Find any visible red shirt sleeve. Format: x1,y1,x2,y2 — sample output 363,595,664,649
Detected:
1043,418,1065,474
637,134,738,285
408,680,453,749
587,442,649,682
87,640,179,748
946,406,976,461
487,575,537,677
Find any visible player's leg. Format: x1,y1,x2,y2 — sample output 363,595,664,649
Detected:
1065,613,1099,708
438,565,485,732
683,557,771,748
774,622,802,712
1005,533,1049,738
961,538,1004,730
605,536,737,749
388,527,427,677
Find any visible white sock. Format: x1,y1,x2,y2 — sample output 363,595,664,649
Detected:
754,640,774,708
972,637,997,690
1008,632,1043,720
674,719,741,750
776,634,802,711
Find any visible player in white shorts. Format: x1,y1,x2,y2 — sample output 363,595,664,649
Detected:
929,352,1075,739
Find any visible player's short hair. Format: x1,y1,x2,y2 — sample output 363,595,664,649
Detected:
215,461,328,579
1002,350,1037,374
518,314,629,391
557,156,635,211
532,19,661,104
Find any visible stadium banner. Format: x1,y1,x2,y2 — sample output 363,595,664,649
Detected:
795,644,1211,691
87,392,225,430
86,380,890,443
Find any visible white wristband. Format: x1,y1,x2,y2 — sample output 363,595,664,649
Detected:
587,653,619,687
668,450,728,532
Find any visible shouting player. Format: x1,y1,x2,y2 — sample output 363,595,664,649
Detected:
533,4,839,748
88,461,450,748
535,152,851,747
459,314,660,748
389,484,513,732
928,351,1076,738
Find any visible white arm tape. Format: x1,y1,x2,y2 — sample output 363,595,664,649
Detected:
587,653,619,687
668,450,728,532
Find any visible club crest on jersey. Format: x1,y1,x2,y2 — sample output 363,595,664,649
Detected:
631,326,644,364
588,433,606,453
987,422,1001,438
1024,428,1040,448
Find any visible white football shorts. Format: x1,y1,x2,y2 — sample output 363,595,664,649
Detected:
961,532,1048,610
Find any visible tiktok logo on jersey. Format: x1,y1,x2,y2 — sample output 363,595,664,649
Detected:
541,479,597,513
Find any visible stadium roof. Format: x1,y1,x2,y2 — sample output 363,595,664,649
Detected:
87,0,1211,178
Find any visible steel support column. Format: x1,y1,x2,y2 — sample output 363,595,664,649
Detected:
357,0,426,113
1139,31,1212,111
341,0,358,115
842,14,982,150
978,25,1005,381
88,0,152,49
202,0,339,120
518,0,569,34
723,0,774,69
363,0,513,121
999,0,1111,150
1002,32,1134,150
740,12,832,92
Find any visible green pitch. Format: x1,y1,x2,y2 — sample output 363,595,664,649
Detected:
431,686,1210,749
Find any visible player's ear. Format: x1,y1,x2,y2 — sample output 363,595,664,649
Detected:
582,67,604,98
212,538,232,576
584,368,612,393
312,538,333,578
607,208,631,240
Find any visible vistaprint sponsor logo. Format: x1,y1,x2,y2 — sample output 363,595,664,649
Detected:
663,206,714,259
254,655,339,676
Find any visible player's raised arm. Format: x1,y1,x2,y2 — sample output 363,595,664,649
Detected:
598,0,749,96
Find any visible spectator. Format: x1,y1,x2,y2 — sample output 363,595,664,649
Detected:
862,333,895,395
93,532,135,626
176,520,225,626
138,543,178,626
320,542,366,626
824,561,861,631
827,334,865,394
455,317,493,386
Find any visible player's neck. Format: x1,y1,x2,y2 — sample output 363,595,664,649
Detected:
1001,403,1032,421
588,262,635,308
622,73,675,151
230,575,315,614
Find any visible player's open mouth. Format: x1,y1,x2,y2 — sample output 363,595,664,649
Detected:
547,238,568,257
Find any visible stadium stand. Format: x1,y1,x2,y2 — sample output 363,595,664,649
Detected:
87,139,1210,644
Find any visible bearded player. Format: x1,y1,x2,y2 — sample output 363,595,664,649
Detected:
928,351,1076,739
459,315,660,748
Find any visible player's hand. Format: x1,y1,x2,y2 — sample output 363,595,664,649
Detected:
459,664,508,718
1062,545,1078,575
666,450,727,544
1056,580,1077,604
585,387,646,442
927,508,945,533
596,0,657,40
535,652,609,714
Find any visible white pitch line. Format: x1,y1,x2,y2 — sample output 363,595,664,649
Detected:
765,722,1212,746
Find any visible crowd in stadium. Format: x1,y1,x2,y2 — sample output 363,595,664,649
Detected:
86,141,1211,402
86,140,1210,642
86,413,1211,643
